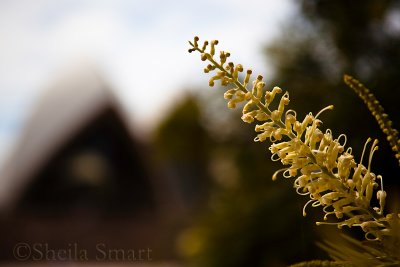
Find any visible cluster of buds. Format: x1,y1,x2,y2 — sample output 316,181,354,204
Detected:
188,36,398,241
344,74,400,166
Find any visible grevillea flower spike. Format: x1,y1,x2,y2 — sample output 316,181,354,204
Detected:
188,36,400,245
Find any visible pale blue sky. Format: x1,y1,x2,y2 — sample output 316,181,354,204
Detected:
0,0,295,164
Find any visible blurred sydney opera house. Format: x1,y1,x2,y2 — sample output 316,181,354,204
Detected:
0,68,200,266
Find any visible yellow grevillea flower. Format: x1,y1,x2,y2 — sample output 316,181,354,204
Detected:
188,36,399,242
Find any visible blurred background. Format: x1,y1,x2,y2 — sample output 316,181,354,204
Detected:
0,0,399,266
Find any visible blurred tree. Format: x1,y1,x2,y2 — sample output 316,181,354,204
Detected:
266,0,400,199
153,94,214,211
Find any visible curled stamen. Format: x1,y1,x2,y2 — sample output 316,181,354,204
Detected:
312,201,322,207
210,40,218,56
337,134,347,147
272,168,288,181
283,169,292,178
365,232,380,241
201,41,209,52
360,138,372,165
193,36,199,47
271,153,281,162
315,105,334,119
303,199,315,216
378,175,384,192
265,87,282,105
367,139,379,172
244,69,252,87
316,221,340,226
285,109,297,118
296,187,311,196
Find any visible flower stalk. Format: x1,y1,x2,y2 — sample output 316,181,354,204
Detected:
188,36,399,242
